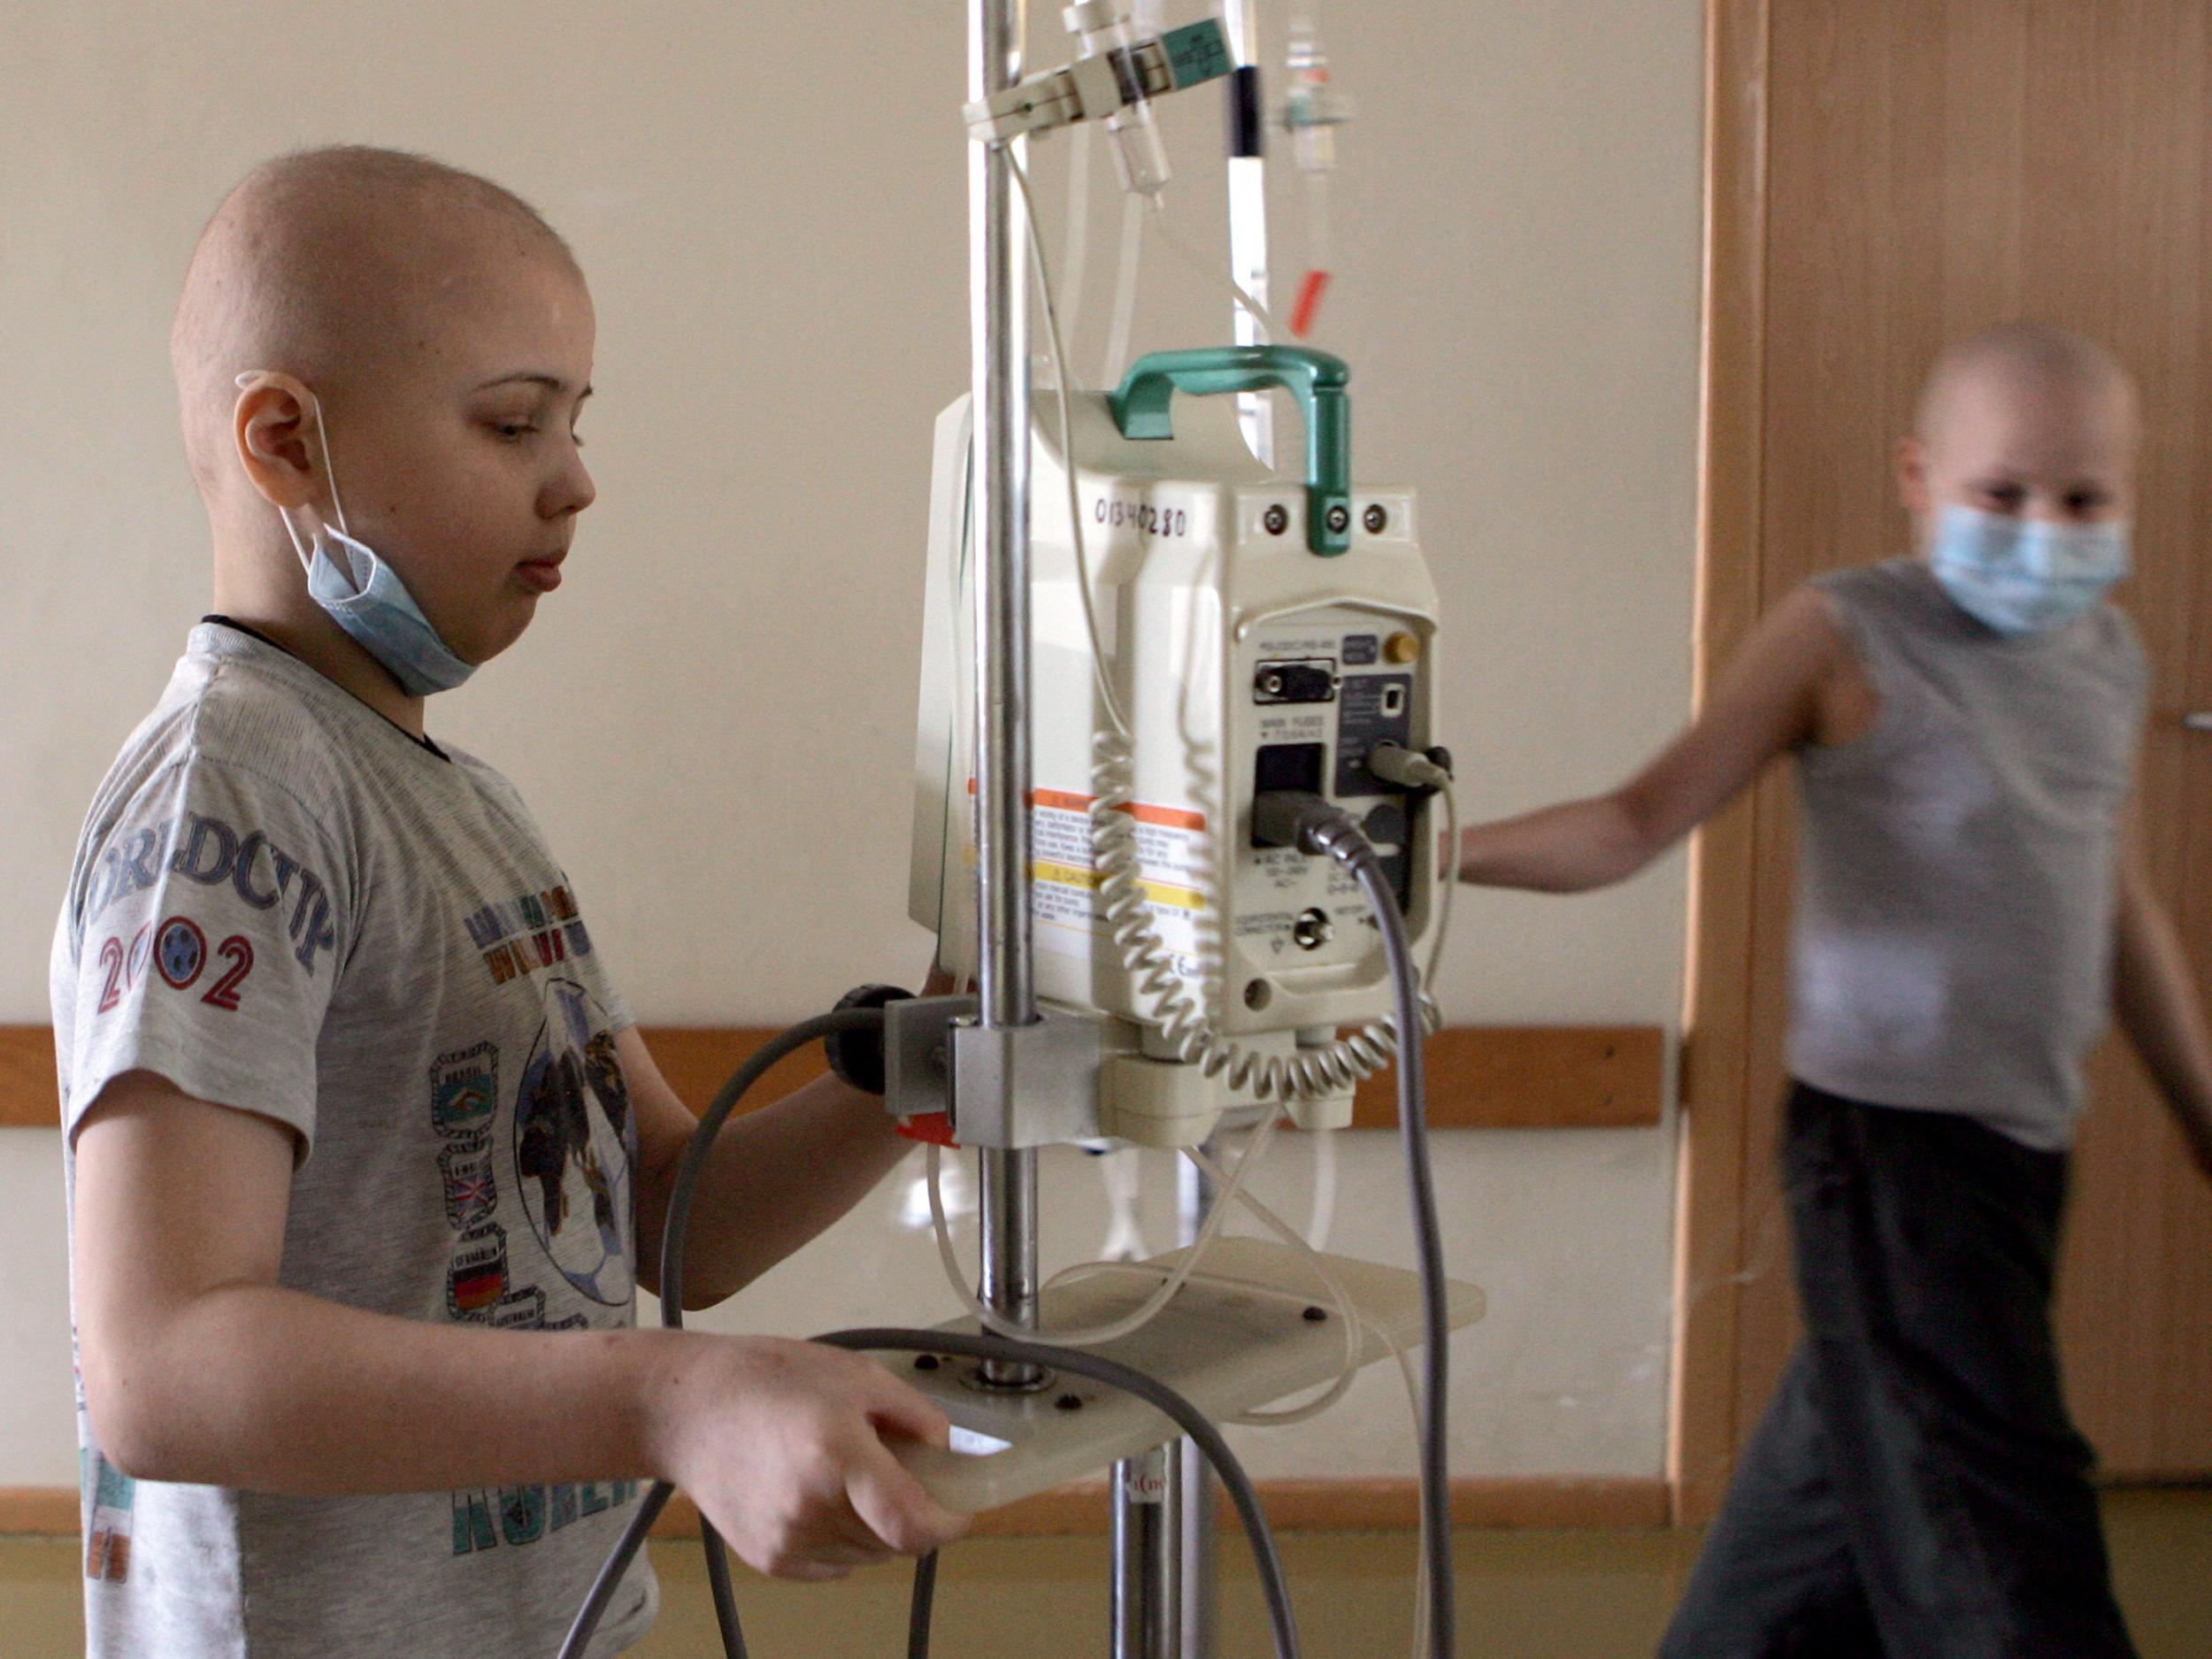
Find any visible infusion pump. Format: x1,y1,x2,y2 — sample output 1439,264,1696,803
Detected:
908,348,1442,1147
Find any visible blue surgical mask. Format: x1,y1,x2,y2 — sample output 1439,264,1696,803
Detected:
236,373,477,696
1927,502,2130,637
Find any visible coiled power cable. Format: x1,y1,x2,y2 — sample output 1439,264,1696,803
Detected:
558,787,1455,1658
1010,149,1448,1108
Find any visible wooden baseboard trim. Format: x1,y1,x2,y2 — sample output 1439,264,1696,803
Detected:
649,1476,1671,1539
0,1027,60,1133
0,1479,1669,1540
0,1488,78,1535
18,1471,2201,1542
1,1023,1663,1133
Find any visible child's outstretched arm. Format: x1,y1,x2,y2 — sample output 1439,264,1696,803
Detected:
623,1025,916,1309
72,1075,969,1579
2114,822,2212,1179
1457,586,1867,892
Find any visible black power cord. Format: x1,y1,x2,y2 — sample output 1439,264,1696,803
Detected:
560,1008,883,1659
561,792,1455,1659
1253,789,1455,1659
905,1548,939,1659
557,1006,1308,1659
814,1329,1303,1659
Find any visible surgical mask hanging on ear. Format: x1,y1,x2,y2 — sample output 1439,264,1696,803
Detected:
235,373,477,696
1927,502,2131,638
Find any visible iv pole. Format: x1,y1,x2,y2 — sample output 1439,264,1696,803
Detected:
968,0,1043,1401
1171,4,1273,1652
967,2,1272,1648
970,0,1190,1641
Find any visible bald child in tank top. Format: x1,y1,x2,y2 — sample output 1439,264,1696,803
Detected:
1457,323,2212,1659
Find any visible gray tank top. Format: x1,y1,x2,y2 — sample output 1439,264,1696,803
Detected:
1788,558,2147,1148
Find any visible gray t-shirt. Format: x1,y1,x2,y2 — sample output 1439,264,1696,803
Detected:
1790,559,2148,1148
51,624,658,1657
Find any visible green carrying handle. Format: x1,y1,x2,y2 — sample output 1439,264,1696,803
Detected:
1108,345,1353,556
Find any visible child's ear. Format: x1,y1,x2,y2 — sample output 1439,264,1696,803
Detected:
233,376,321,510
1893,434,1931,518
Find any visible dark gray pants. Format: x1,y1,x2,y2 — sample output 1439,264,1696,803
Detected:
1660,1083,2138,1659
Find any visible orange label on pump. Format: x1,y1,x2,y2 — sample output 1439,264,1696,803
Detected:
961,780,1211,963
965,779,1206,833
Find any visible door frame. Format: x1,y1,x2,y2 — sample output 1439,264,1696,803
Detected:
1670,0,1774,1529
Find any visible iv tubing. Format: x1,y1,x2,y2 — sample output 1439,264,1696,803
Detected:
1148,197,1293,343
1101,194,1146,387
1307,1125,1340,1254
1060,124,1094,344
1179,1171,1434,1659
1176,1145,1362,1427
925,1111,1283,1345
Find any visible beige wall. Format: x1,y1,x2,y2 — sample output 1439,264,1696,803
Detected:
0,3,1704,1490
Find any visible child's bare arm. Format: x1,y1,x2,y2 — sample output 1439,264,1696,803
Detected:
2113,830,2212,1176
71,1073,968,1578
1458,586,1863,892
624,1027,914,1308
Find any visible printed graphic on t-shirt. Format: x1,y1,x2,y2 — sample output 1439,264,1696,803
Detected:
440,1134,496,1231
434,984,642,1554
83,808,339,975
450,1479,641,1558
433,1042,499,1135
464,884,595,987
438,981,640,1556
92,913,257,1019
82,1450,134,1585
515,978,636,1306
432,1042,511,1322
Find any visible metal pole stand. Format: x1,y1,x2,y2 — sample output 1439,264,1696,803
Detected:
1111,1444,1182,1656
967,0,1046,1398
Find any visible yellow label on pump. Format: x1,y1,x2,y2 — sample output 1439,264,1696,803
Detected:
963,780,1211,960
1032,859,1205,911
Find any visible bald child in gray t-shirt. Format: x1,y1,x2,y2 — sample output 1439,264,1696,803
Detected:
58,620,667,1654
59,146,966,1659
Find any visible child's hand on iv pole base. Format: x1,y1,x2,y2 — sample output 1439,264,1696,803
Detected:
645,1333,970,1578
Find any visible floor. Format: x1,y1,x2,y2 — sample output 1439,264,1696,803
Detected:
4,1491,2207,1656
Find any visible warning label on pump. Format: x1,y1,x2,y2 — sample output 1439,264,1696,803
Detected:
972,783,1210,962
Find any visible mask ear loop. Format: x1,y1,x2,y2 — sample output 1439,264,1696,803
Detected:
234,372,351,573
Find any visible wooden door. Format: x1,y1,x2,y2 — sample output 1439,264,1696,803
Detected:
1679,0,2212,1516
